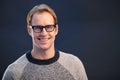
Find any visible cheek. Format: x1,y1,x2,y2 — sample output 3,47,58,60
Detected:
31,33,39,40
51,32,57,38
52,33,57,41
53,29,58,36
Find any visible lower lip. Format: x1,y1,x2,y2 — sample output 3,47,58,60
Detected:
39,38,49,43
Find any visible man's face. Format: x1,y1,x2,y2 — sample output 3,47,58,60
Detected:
28,12,58,50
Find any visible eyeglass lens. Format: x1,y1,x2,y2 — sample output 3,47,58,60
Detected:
32,25,56,32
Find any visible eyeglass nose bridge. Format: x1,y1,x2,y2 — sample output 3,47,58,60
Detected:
39,26,48,32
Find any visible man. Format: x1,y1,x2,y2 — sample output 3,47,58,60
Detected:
2,4,88,80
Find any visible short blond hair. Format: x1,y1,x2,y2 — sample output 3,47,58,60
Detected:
27,4,57,26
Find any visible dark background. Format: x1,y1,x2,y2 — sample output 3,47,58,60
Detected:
0,0,120,80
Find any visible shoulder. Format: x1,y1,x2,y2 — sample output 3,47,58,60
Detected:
2,53,28,80
8,54,27,69
59,51,82,63
58,50,88,80
5,53,28,73
58,50,84,67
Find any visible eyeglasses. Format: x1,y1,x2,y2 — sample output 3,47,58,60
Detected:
30,24,56,33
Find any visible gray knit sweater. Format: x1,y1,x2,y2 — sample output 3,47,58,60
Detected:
2,50,88,80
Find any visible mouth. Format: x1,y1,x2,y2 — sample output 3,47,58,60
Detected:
38,37,50,42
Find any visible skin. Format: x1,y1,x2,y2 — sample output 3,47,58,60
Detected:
28,12,58,60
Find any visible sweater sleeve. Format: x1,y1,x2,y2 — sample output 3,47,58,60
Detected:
2,66,14,80
58,51,88,80
73,55,88,80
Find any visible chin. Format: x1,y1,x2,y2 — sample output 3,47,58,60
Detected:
39,45,51,50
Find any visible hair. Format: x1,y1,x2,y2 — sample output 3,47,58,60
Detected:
27,4,57,26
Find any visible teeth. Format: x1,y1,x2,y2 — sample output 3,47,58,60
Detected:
37,37,50,41
39,38,48,40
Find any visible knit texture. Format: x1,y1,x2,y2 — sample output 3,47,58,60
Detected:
2,50,88,80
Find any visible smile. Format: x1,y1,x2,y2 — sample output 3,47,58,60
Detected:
38,37,50,42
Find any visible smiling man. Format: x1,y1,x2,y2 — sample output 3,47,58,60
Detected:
2,4,88,80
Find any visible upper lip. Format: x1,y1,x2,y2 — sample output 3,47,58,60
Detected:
38,37,49,40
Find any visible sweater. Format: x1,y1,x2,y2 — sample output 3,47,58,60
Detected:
2,50,88,80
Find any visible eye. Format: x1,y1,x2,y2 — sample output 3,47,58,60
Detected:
46,25,54,28
32,26,37,29
32,26,42,29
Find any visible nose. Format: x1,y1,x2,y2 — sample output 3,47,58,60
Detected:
40,28,47,35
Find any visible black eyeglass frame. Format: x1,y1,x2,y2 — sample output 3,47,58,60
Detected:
30,24,57,33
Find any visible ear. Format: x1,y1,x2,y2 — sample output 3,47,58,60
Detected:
55,24,58,35
27,26,32,36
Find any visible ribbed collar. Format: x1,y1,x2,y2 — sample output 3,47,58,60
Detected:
26,50,59,65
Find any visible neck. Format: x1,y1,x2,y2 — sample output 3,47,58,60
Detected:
31,48,55,60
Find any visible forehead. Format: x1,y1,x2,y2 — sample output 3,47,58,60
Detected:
31,12,54,25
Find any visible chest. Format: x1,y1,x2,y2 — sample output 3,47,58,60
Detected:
19,62,75,80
